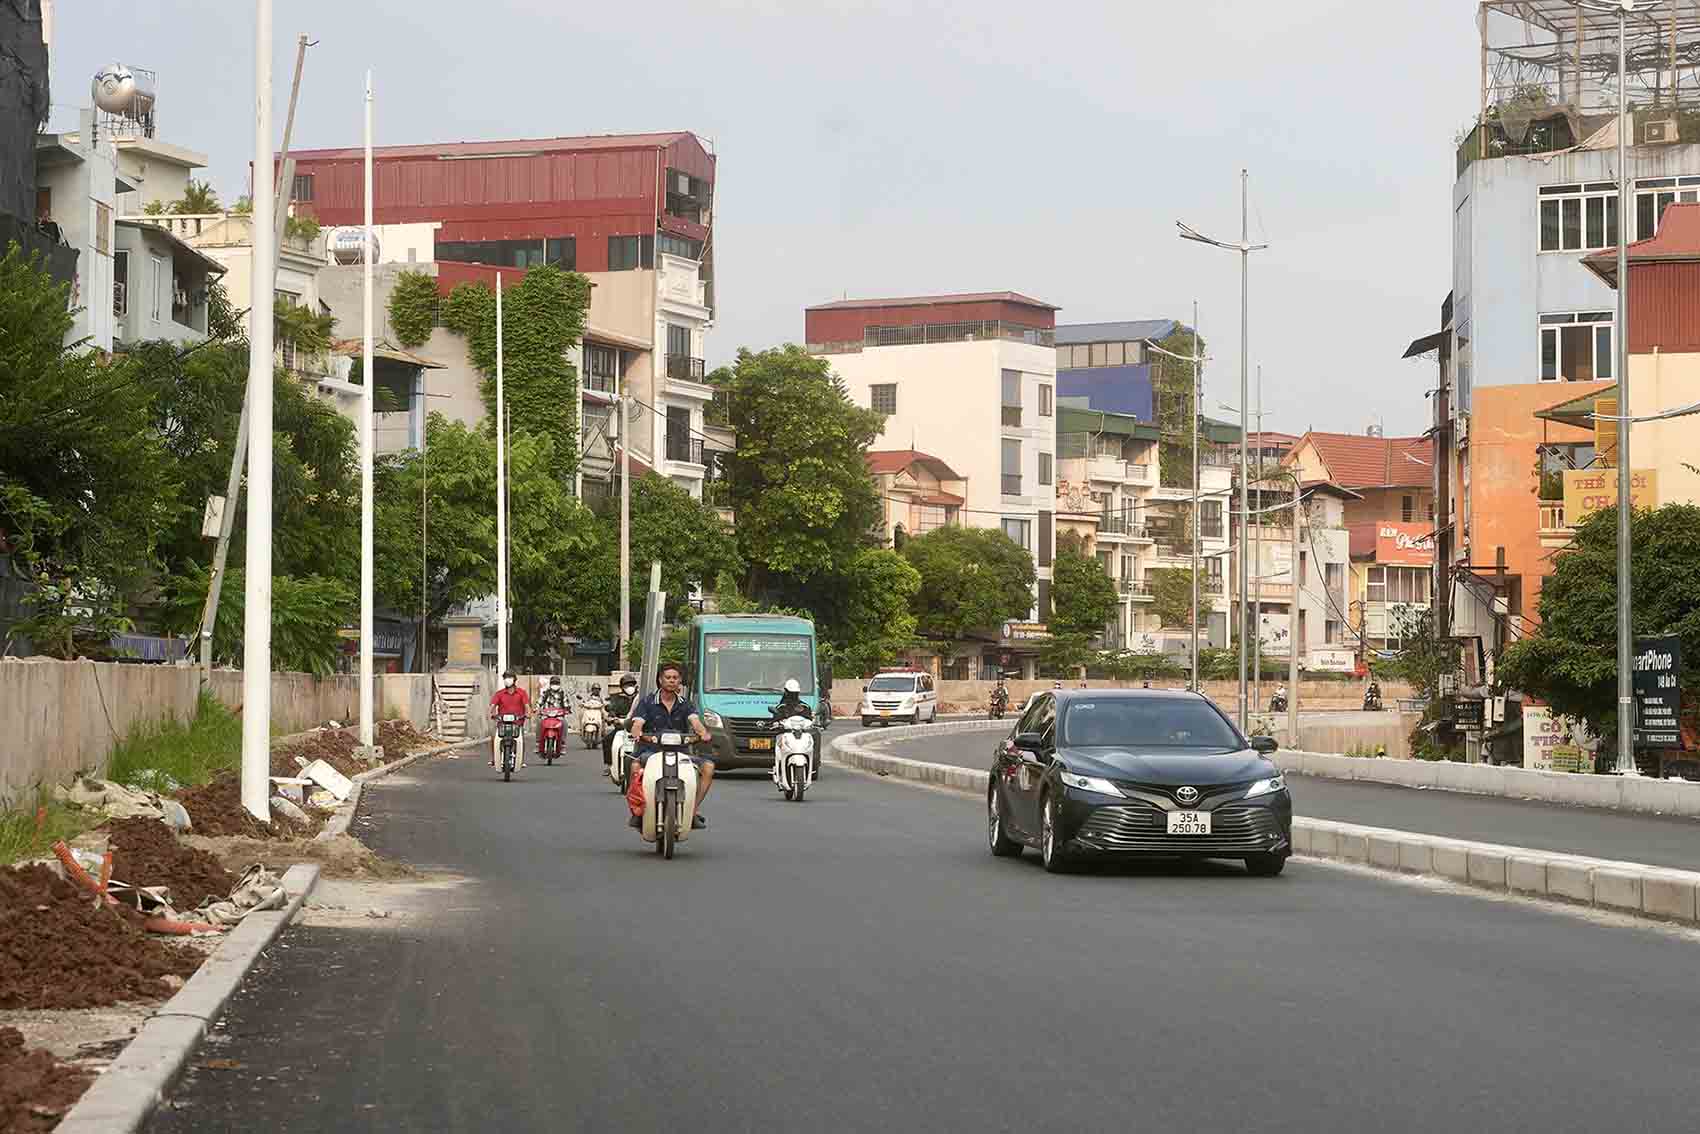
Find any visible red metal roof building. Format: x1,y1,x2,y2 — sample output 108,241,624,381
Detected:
805,292,1058,353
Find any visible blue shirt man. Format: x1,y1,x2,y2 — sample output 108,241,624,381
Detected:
627,662,715,829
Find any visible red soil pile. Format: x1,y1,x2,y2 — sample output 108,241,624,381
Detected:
0,1026,95,1132
105,817,238,910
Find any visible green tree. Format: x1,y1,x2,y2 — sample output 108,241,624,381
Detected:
0,245,175,655
718,345,885,593
173,180,222,214
829,548,921,674
1152,324,1204,488
1050,549,1118,638
1500,503,1700,739
441,265,589,481
159,568,353,676
388,270,440,349
1149,567,1196,630
902,526,1036,641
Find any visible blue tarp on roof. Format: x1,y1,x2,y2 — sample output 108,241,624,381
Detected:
1055,319,1180,345
1056,363,1155,420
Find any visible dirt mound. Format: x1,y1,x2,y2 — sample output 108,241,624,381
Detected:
104,818,237,910
185,832,417,881
0,1026,95,1132
269,720,434,780
0,866,202,1010
174,773,277,839
377,718,433,755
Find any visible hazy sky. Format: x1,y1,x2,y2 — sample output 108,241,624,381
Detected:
52,1,1479,438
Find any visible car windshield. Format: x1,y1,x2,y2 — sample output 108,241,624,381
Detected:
1060,699,1243,749
867,676,918,692
701,633,815,694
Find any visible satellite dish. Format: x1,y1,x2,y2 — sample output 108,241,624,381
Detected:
92,64,137,113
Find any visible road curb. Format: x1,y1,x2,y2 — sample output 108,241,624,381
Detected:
1272,749,1700,819
317,736,481,841
54,862,322,1133
828,732,1700,928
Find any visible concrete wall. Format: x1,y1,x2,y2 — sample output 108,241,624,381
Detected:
0,660,445,806
0,659,200,806
1627,349,1700,507
829,677,1414,712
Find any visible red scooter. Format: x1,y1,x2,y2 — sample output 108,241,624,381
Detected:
538,708,568,765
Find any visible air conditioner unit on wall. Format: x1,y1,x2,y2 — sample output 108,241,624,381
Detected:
1644,118,1679,144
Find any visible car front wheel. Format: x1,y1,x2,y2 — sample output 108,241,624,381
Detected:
1244,852,1287,877
1040,792,1069,873
988,788,1023,857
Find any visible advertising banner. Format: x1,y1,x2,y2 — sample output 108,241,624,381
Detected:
1306,648,1355,674
1374,522,1435,566
1632,636,1682,749
1563,468,1658,524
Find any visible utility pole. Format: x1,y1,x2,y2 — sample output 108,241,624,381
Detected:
1191,302,1201,691
1179,170,1267,730
495,277,509,678
1612,0,1637,776
618,373,632,667
1289,477,1301,741
198,33,311,681
357,70,374,751
1253,363,1264,713
240,0,276,821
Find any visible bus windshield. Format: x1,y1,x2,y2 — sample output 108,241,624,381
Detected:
701,634,815,694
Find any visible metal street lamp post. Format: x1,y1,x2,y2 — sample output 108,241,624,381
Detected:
1181,171,1268,731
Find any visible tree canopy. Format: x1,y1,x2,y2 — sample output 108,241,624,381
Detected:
1050,549,1118,638
901,526,1036,642
1500,503,1700,739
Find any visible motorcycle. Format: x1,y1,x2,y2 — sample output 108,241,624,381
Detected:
1269,692,1288,714
770,714,816,802
579,696,605,749
639,731,699,859
1363,687,1384,712
989,690,1009,720
495,713,522,782
608,723,634,793
538,708,567,765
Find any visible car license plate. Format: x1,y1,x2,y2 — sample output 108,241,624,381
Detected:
879,710,891,717
1166,810,1211,835
747,737,772,751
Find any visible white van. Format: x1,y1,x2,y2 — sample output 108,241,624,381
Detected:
859,670,939,727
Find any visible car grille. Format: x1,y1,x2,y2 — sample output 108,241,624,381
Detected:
1113,780,1247,806
867,699,911,712
727,717,775,740
1073,803,1283,855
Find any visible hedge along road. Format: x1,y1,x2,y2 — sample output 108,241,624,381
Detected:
866,728,1700,872
138,744,1700,1133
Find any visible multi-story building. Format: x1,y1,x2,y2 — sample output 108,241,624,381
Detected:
1237,478,1356,671
865,451,968,545
289,130,721,502
807,292,1059,618
1053,319,1178,423
1280,430,1436,657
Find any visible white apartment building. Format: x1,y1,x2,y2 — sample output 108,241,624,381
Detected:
808,293,1059,618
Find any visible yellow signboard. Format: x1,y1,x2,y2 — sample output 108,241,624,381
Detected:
1562,467,1658,522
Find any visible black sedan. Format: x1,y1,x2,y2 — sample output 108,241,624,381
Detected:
986,689,1291,876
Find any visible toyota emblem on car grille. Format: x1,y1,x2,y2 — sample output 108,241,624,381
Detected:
1174,786,1200,804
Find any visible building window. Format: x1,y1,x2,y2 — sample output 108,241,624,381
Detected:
291,174,314,202
113,249,129,316
1537,183,1618,253
150,256,164,322
1001,518,1031,549
915,504,952,534
586,345,621,393
608,235,654,271
1634,176,1700,239
1401,495,1414,522
656,232,703,260
437,237,572,270
1200,499,1223,540
870,384,896,416
1539,313,1613,381
1002,438,1022,496
1325,619,1341,644
1039,452,1053,486
1039,384,1053,417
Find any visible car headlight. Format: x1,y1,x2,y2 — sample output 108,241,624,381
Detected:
701,710,723,728
1059,771,1124,797
1245,775,1286,798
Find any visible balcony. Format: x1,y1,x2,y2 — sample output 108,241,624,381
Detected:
1001,474,1023,496
1203,577,1225,596
1097,514,1149,542
665,433,705,466
667,355,706,382
1121,579,1155,601
704,388,733,430
1538,499,1574,548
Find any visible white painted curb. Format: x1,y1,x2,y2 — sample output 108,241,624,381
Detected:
1271,749,1700,818
830,731,1700,928
55,863,322,1133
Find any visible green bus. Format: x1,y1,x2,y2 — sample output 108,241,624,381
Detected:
684,614,821,770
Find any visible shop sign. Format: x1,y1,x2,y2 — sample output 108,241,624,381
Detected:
1563,468,1658,524
1001,621,1050,641
1306,648,1355,674
1375,522,1434,566
1633,636,1682,748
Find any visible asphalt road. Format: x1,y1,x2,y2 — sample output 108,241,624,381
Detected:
870,728,1700,871
145,748,1700,1133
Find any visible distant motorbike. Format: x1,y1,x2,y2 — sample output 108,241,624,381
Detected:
608,724,634,793
538,708,568,765
579,696,606,749
770,714,816,802
989,689,1009,720
1363,686,1384,712
639,731,700,859
1269,690,1288,714
495,713,522,782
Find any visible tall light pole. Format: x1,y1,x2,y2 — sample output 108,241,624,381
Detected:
240,0,275,822
1144,323,1210,690
358,71,375,751
1181,171,1268,729
495,276,508,679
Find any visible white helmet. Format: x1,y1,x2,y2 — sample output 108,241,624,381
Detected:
783,678,802,695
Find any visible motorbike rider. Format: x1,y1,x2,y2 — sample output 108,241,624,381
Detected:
602,674,639,768
1364,677,1383,708
990,679,1009,713
769,677,817,778
535,676,569,758
627,661,714,830
488,670,531,769
1271,682,1289,710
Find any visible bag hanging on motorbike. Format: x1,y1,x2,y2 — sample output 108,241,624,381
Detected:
626,768,645,818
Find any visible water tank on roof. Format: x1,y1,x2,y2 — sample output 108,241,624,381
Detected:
328,227,380,266
92,64,155,116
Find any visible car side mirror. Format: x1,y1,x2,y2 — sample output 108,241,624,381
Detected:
1013,732,1049,761
1250,735,1278,754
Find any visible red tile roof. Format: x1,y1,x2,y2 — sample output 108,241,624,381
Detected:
1289,432,1433,489
807,291,1059,312
866,450,964,480
1584,201,1700,284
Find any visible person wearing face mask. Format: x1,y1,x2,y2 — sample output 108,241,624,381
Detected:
489,670,531,769
602,673,640,769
